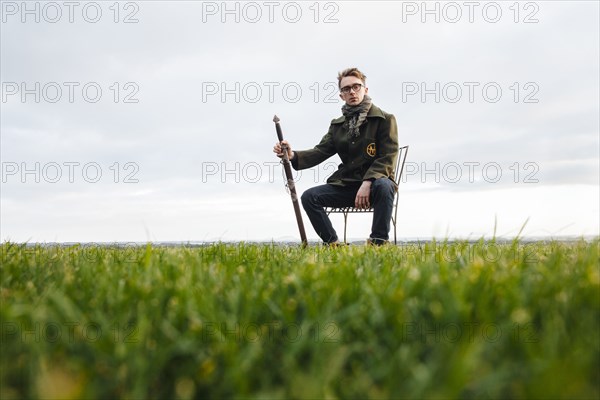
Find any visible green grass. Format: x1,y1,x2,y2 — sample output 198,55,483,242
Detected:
1,240,599,399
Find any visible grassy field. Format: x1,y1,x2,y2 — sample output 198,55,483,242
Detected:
1,239,598,399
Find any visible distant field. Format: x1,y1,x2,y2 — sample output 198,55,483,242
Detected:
1,240,598,399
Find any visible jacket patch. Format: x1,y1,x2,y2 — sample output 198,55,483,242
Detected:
366,143,376,157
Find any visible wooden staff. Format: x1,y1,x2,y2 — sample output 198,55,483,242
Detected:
273,115,308,247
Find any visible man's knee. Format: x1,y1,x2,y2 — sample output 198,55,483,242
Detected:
301,188,315,209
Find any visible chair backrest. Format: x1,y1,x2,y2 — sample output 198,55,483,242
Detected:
393,145,409,208
394,146,409,185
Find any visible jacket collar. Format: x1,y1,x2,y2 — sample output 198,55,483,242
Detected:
331,104,385,124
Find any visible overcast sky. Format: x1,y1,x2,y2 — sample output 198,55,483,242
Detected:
1,0,598,242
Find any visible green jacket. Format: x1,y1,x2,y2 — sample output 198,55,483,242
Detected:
291,104,399,187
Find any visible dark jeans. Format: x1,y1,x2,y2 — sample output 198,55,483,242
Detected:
300,178,397,243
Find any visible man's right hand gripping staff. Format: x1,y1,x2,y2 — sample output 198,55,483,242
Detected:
273,140,295,161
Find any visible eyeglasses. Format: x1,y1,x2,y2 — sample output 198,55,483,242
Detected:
340,83,364,94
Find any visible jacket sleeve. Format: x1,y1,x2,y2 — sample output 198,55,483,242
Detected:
363,114,399,181
291,125,337,171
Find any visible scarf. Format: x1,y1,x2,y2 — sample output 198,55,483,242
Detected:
341,94,372,138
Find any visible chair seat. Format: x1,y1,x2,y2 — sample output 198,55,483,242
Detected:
327,207,374,213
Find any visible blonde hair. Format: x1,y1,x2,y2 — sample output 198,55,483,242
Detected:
337,68,367,88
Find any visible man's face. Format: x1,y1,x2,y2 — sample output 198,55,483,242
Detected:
339,76,368,106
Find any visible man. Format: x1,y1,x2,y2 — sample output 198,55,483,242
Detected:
273,68,398,246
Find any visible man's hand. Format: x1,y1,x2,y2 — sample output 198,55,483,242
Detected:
273,140,294,160
355,180,372,209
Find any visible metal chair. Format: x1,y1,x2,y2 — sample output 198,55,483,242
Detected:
326,145,409,244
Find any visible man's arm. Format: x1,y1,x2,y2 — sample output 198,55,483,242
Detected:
363,114,399,181
291,125,337,171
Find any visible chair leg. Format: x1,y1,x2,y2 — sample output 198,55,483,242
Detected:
343,212,348,243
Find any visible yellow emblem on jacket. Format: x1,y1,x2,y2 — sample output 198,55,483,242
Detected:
366,143,376,157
